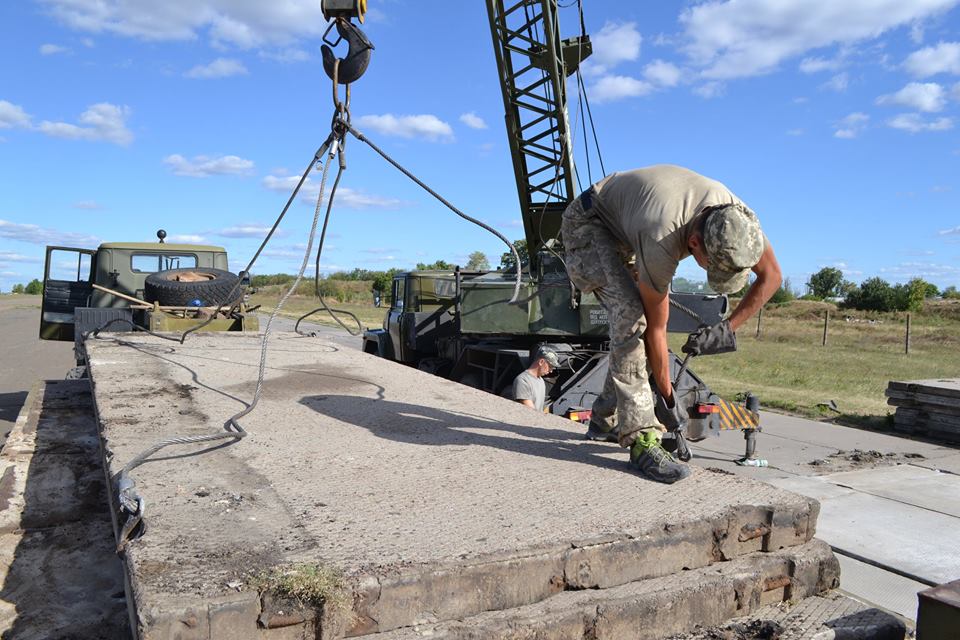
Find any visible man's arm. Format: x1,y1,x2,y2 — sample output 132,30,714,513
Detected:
727,241,782,332
637,281,673,402
517,399,535,408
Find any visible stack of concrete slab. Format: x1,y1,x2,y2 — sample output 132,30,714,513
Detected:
886,378,960,443
79,333,903,639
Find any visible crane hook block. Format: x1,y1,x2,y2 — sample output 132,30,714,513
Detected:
321,0,366,24
322,19,374,85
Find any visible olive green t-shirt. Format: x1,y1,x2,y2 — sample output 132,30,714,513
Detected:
592,165,746,293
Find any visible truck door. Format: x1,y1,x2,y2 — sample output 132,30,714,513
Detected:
387,276,406,361
39,246,96,341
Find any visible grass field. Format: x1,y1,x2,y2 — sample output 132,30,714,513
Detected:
668,299,960,426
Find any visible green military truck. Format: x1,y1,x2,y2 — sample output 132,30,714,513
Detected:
40,229,257,366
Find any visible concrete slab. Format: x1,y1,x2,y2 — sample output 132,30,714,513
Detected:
769,475,960,585
371,540,840,640
823,465,960,518
0,380,129,639
690,409,956,477
85,332,826,638
836,553,926,621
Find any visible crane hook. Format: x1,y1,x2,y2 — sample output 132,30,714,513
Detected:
321,18,374,85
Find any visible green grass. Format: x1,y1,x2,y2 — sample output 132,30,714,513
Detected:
670,300,960,424
249,288,385,329
250,563,351,614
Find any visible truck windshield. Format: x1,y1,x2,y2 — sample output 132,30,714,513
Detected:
131,254,198,273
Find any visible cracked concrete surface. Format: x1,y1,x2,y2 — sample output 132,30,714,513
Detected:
84,332,831,638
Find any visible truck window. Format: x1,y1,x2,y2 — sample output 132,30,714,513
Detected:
131,254,198,273
392,278,405,310
47,248,93,282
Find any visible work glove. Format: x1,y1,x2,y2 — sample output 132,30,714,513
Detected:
655,392,687,434
682,319,737,356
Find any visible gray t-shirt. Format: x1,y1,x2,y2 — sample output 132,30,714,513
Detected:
593,165,746,294
512,370,545,411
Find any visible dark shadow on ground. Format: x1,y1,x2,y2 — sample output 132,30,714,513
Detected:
299,394,629,473
0,380,129,639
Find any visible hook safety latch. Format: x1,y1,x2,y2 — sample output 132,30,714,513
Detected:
322,18,374,85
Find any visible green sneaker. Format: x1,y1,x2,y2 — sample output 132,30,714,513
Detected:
630,439,691,484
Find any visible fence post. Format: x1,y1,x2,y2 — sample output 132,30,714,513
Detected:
905,313,911,355
756,307,763,338
822,309,829,346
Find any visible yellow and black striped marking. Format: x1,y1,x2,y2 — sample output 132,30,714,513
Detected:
716,398,760,431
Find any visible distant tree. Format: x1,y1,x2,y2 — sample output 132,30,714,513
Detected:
843,277,895,311
943,285,960,300
371,268,404,294
839,280,858,298
924,282,940,298
465,251,490,271
11,283,25,294
416,260,454,271
892,278,928,312
807,267,844,299
250,273,296,287
499,239,529,272
671,277,712,293
24,279,42,295
768,277,796,304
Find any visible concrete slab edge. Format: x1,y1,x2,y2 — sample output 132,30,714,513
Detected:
365,539,841,640
346,499,820,635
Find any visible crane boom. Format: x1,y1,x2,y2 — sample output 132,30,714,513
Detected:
486,0,591,266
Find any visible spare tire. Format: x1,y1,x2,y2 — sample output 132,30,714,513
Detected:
144,268,241,307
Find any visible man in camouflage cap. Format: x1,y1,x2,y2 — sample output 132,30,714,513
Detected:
561,165,782,484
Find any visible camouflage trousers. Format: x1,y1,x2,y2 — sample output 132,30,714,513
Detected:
561,196,662,448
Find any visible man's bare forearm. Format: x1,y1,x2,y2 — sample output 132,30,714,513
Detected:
645,326,673,401
729,244,782,331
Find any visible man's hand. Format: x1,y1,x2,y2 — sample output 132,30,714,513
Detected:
682,319,737,356
655,393,687,433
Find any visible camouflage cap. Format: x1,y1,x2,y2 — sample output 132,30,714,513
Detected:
703,203,764,294
536,346,561,369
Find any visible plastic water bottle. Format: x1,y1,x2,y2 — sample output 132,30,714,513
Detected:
739,458,768,467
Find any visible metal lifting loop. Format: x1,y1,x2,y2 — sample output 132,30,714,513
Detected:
321,17,374,85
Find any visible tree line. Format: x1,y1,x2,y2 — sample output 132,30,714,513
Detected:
802,267,958,312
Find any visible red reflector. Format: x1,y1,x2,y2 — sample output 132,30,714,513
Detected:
697,404,720,414
567,409,592,423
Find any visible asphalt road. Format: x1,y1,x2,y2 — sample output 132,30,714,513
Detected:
0,296,74,441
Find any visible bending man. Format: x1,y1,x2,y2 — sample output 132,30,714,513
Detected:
561,165,782,484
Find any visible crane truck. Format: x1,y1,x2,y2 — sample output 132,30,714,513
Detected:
361,0,755,450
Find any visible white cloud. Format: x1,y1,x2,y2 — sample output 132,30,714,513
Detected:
262,173,403,209
799,56,843,73
40,43,69,55
911,22,925,45
821,72,849,92
693,81,726,99
72,200,104,210
952,82,960,101
459,112,487,130
0,101,32,129
903,41,960,77
643,60,682,87
0,219,100,246
168,234,207,243
37,103,133,145
586,22,641,75
834,112,869,139
258,48,309,63
786,128,804,136
887,113,953,132
680,0,960,79
0,252,41,263
939,226,960,235
217,224,277,238
355,114,454,142
37,0,333,49
185,58,248,79
879,261,960,282
163,153,254,177
877,82,946,112
591,75,654,103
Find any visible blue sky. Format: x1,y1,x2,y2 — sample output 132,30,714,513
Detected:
2,0,960,293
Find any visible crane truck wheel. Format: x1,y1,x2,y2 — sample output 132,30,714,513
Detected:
144,268,241,307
